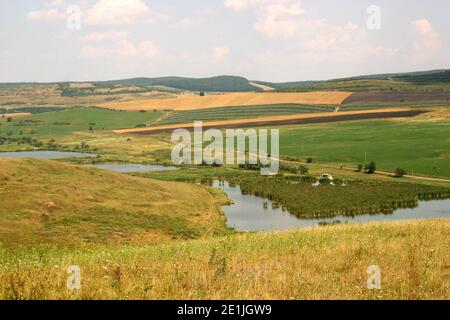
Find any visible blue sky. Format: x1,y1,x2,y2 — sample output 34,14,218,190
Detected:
0,0,449,82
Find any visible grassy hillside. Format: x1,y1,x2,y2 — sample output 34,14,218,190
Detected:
0,159,229,246
0,220,448,299
255,69,450,92
96,76,258,92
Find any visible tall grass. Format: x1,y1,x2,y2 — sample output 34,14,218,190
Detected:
0,220,448,300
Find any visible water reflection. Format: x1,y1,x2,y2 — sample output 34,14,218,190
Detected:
213,180,450,232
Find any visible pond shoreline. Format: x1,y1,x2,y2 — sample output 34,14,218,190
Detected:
213,180,450,232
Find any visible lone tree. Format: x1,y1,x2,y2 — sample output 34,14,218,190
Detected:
394,168,406,178
365,161,376,174
300,165,309,174
199,91,205,96
356,164,363,172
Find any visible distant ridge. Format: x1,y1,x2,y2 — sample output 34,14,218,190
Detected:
94,76,257,92
1,69,449,92
252,69,450,91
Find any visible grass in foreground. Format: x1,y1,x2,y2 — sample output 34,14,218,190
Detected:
0,220,448,300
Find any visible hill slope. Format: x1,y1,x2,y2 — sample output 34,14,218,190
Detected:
0,159,228,246
95,76,258,92
254,69,450,92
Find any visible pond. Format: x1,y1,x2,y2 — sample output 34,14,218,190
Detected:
0,151,97,159
213,180,450,232
86,164,178,173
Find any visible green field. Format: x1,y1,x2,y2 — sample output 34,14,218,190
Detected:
0,108,164,138
279,119,450,178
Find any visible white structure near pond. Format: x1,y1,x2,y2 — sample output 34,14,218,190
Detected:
319,173,334,181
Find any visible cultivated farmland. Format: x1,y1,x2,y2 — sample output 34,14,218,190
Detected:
114,108,425,134
157,104,338,125
99,91,352,111
343,91,450,104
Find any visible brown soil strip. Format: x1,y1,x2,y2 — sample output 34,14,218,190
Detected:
114,108,427,135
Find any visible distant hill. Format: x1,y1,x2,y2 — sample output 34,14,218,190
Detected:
94,76,258,92
330,69,450,82
1,69,449,93
253,69,450,92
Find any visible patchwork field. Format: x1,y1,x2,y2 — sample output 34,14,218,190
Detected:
156,104,337,125
114,108,424,134
99,91,352,111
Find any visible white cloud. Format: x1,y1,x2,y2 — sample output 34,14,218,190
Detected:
46,0,66,7
225,1,398,64
224,0,264,12
80,39,159,60
211,46,230,63
225,0,304,38
176,18,196,29
27,0,167,26
26,0,68,21
27,8,66,21
79,31,129,42
412,18,441,57
85,0,167,26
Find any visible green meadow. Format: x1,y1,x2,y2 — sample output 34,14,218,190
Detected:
279,119,450,178
0,108,165,138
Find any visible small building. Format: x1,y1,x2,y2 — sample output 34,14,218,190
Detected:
319,173,334,181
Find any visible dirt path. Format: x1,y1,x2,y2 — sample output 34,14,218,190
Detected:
248,81,275,91
150,111,173,126
278,157,450,183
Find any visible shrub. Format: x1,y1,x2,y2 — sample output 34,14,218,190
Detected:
356,164,363,172
306,157,313,164
394,168,406,178
365,162,376,174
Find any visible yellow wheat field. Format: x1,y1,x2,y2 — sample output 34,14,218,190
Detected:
99,91,352,111
0,113,32,119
